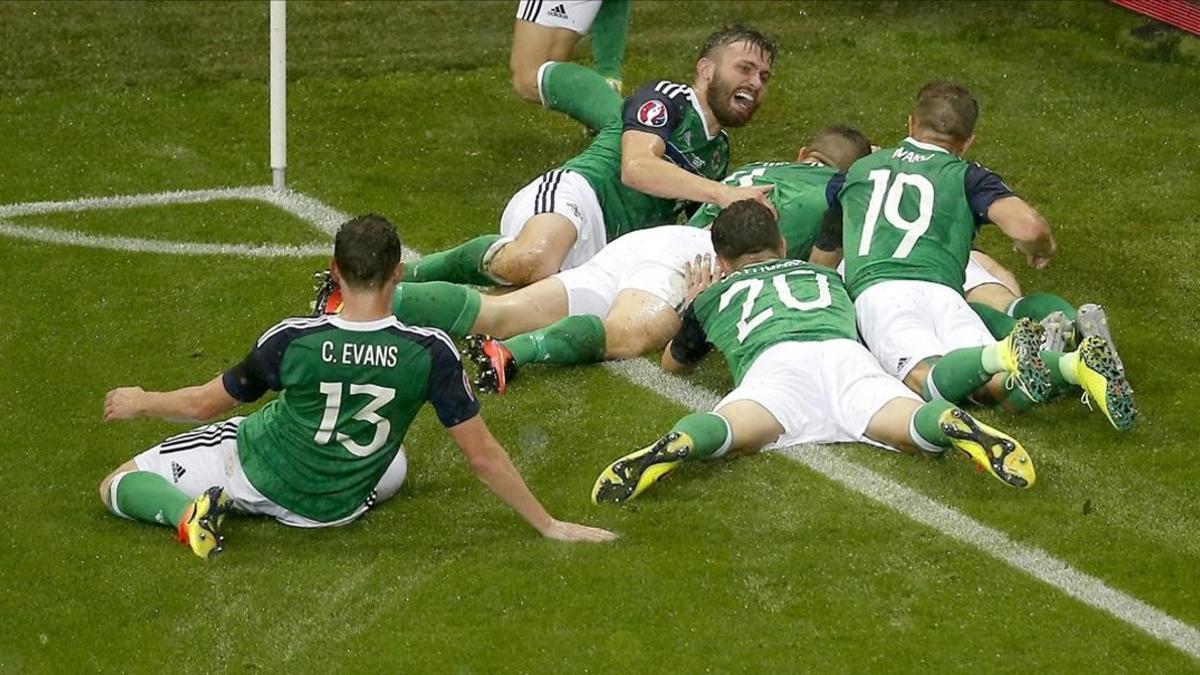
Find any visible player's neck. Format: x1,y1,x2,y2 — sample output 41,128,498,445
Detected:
337,286,394,322
694,84,722,135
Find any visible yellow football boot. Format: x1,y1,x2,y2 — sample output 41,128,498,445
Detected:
592,432,692,505
176,486,231,560
995,317,1052,402
1074,336,1138,431
939,408,1035,489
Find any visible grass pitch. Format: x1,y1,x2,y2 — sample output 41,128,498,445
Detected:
1,1,1198,671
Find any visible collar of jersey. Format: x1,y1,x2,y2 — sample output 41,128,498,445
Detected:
329,315,397,332
903,136,951,155
685,88,718,141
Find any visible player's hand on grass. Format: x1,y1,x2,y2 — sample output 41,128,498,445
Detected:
720,184,776,217
104,387,146,421
683,254,719,304
539,518,618,543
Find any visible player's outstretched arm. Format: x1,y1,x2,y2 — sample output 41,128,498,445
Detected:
447,415,617,543
620,130,773,210
988,196,1056,269
103,375,239,423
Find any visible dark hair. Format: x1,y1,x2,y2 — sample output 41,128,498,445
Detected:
912,81,978,142
808,124,873,171
711,200,782,261
333,214,403,289
699,25,777,65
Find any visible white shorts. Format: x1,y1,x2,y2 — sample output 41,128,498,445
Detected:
127,417,408,528
554,225,713,316
716,340,920,449
497,169,607,272
855,280,995,380
516,0,602,34
963,255,1005,292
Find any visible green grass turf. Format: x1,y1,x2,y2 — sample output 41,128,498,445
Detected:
1,1,1198,671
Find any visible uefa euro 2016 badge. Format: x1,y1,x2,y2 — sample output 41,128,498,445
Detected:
637,100,669,128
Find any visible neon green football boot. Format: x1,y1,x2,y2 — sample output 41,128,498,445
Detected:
995,317,1052,402
592,432,692,505
1074,336,1138,431
939,408,1036,489
176,486,231,560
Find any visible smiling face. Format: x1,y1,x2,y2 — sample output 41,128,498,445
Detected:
700,40,773,128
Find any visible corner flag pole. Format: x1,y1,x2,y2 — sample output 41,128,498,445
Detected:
270,0,287,191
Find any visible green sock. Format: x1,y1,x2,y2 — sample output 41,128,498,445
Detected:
970,301,1018,339
669,412,731,460
392,282,481,339
1040,350,1080,397
589,0,629,80
540,61,623,131
401,234,500,286
111,471,191,528
1010,292,1078,321
502,315,606,366
994,383,1038,413
910,400,956,450
925,348,995,402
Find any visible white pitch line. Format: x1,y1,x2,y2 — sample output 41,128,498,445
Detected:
603,358,1200,661
0,220,329,258
7,186,1197,661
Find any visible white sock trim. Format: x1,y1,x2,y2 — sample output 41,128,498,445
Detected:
909,413,947,455
481,236,515,286
536,61,558,109
108,471,133,519
924,368,946,401
1006,297,1024,317
707,414,734,459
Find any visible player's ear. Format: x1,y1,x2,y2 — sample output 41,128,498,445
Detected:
796,146,809,162
906,114,917,136
329,258,343,285
696,56,716,83
392,261,405,283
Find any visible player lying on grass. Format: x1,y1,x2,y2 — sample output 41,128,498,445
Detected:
964,248,1125,370
99,215,616,560
813,81,1137,430
511,0,630,132
591,200,1037,504
463,125,876,393
403,25,776,288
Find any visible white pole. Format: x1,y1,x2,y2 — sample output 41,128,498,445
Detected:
270,0,287,191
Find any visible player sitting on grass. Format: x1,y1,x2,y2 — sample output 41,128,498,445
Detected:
814,81,1136,431
463,124,876,393
511,0,630,132
591,200,1037,504
402,25,776,288
99,215,616,560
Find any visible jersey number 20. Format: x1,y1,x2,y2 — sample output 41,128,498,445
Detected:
314,382,396,457
858,169,934,259
718,270,832,343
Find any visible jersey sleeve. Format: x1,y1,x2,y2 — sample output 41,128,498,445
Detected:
813,173,846,252
424,336,481,428
669,304,712,366
622,82,691,142
222,326,289,403
964,163,1017,224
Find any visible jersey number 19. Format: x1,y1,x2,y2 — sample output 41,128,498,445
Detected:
858,169,935,259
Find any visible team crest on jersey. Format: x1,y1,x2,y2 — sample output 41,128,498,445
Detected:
636,100,669,128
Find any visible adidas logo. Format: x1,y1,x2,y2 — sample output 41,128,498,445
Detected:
897,356,910,372
547,4,569,19
171,461,187,483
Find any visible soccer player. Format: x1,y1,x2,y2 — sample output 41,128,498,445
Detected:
404,25,776,288
687,125,874,261
512,0,630,131
462,125,876,392
591,201,1037,504
98,215,616,560
818,81,1136,430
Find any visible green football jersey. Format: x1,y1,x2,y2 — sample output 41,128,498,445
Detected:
223,315,479,523
839,137,980,298
563,80,730,239
689,161,836,260
679,259,858,384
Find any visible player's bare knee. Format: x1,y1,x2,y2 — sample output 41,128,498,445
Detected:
490,247,560,286
903,361,934,396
